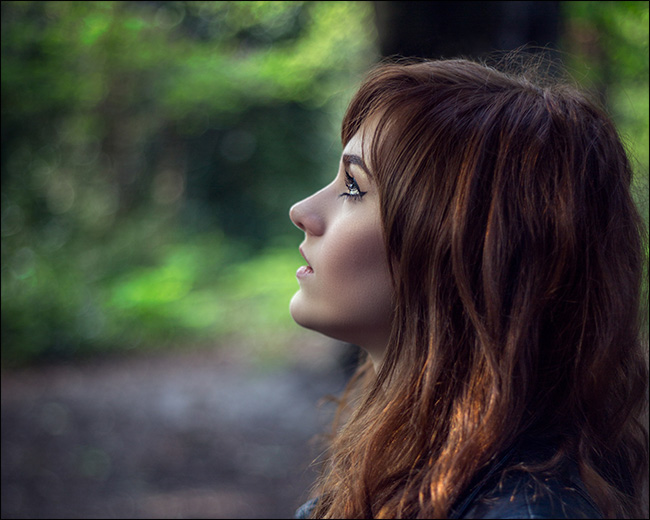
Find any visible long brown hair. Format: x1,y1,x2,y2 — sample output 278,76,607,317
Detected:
308,57,648,518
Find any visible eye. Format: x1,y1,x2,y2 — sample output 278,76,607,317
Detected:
339,171,367,201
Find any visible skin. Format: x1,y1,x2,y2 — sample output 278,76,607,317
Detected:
289,121,394,370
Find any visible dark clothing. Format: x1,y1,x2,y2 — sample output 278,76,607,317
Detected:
451,458,601,518
294,438,602,519
294,497,319,519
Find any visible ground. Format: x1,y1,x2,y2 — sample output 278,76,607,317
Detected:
1,334,351,519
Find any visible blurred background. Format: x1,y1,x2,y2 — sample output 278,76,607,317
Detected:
1,1,648,518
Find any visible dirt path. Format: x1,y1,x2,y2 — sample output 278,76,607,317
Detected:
1,336,350,519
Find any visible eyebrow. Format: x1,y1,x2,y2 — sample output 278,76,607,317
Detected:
343,153,372,178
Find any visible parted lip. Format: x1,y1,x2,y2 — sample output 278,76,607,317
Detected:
299,246,311,268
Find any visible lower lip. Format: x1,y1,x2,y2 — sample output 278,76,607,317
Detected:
296,265,314,279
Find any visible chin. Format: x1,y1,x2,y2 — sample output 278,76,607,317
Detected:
289,292,318,332
289,292,354,344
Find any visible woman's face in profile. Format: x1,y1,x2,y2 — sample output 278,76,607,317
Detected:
289,120,393,363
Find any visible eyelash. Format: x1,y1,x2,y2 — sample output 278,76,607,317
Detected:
339,171,367,201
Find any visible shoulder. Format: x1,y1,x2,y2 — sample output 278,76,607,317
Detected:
295,443,603,519
453,452,602,520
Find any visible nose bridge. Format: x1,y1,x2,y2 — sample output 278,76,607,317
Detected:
289,185,329,236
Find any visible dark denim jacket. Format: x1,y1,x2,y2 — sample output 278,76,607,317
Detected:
294,439,602,519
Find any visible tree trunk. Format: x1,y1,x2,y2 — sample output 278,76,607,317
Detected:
373,1,560,60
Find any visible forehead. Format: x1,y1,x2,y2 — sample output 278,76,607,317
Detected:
342,113,381,160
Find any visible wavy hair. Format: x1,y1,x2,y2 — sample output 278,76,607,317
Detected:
308,57,648,518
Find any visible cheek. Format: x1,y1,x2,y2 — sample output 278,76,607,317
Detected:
321,223,390,306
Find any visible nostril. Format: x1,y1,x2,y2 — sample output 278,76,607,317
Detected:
289,202,305,231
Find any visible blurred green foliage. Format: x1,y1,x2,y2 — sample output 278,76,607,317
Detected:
1,0,378,366
1,1,648,367
560,1,649,217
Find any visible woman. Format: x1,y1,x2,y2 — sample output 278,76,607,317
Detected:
289,57,648,519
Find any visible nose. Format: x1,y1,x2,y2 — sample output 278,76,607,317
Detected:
289,193,326,236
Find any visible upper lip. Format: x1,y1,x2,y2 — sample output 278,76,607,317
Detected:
299,246,311,267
